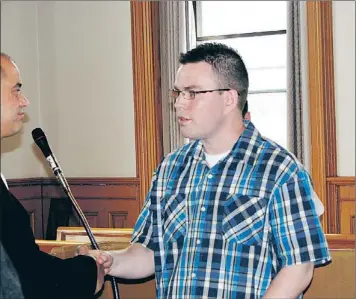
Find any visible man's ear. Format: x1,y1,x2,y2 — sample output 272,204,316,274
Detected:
225,89,239,111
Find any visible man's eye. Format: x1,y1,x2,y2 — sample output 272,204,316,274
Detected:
170,90,180,98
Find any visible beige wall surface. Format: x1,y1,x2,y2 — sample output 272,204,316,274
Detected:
1,1,136,178
333,1,355,176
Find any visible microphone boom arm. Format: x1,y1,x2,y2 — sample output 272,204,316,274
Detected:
32,128,120,299
54,172,120,299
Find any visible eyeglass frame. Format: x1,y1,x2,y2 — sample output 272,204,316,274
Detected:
169,88,239,101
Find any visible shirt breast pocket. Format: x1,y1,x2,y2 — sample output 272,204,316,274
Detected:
163,193,186,246
222,195,267,246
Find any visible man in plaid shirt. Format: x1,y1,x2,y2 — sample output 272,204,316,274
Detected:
90,43,331,298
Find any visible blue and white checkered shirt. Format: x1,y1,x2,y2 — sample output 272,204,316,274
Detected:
131,121,331,299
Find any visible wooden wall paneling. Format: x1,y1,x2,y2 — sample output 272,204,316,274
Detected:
8,179,43,239
339,200,355,234
8,178,140,239
70,199,139,229
327,177,355,234
338,184,355,234
326,182,338,233
42,195,52,239
18,199,43,239
42,178,140,230
306,1,337,232
131,1,163,208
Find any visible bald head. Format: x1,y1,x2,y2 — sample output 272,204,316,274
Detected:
1,53,29,139
1,52,15,78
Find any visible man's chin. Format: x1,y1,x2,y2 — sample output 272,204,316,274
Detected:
2,127,22,139
181,132,199,141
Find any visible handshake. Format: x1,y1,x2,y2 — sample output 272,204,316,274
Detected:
76,245,115,294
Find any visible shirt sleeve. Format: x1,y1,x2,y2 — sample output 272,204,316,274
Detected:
269,170,331,268
131,167,161,252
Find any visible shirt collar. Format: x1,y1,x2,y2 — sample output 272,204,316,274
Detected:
1,172,9,190
189,121,264,165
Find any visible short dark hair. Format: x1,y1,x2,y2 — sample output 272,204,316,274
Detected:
242,101,248,118
179,43,249,112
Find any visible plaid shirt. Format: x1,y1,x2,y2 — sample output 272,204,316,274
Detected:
132,121,331,299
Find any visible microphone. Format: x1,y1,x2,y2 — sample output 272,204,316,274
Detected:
32,128,70,192
32,128,120,299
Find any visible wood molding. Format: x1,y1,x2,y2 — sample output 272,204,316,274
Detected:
8,177,140,200
131,1,163,208
326,182,338,233
306,1,337,232
326,176,356,184
326,234,355,250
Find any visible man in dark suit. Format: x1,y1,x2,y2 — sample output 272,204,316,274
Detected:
0,52,106,299
0,241,24,299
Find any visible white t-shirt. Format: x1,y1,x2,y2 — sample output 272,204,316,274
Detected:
204,152,324,216
205,151,230,168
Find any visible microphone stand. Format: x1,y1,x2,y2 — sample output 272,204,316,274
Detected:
32,128,119,299
56,177,120,299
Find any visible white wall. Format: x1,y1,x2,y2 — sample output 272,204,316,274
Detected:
333,1,355,176
1,2,43,178
1,1,136,178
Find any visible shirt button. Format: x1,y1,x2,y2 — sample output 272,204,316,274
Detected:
191,273,196,278
201,207,206,212
196,240,201,245
207,174,213,179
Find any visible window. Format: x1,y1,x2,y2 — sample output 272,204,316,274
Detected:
194,1,288,147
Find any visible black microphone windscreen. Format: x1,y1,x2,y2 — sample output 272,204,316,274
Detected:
32,128,53,158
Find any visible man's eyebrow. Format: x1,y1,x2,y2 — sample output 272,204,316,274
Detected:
173,85,199,90
184,85,199,90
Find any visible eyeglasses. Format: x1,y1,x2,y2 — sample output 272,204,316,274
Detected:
169,88,232,101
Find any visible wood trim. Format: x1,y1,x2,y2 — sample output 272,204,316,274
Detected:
8,177,140,186
56,226,133,241
131,1,163,208
326,234,355,250
326,182,338,233
36,240,83,254
326,176,356,185
8,177,140,200
306,1,337,232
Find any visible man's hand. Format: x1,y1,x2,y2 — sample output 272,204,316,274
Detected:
77,245,114,275
77,243,155,280
76,245,114,293
89,250,114,276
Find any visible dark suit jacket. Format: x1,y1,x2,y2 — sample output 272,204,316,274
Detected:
0,179,97,299
0,241,24,299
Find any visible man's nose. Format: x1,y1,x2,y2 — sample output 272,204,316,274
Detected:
174,94,188,110
20,95,30,107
